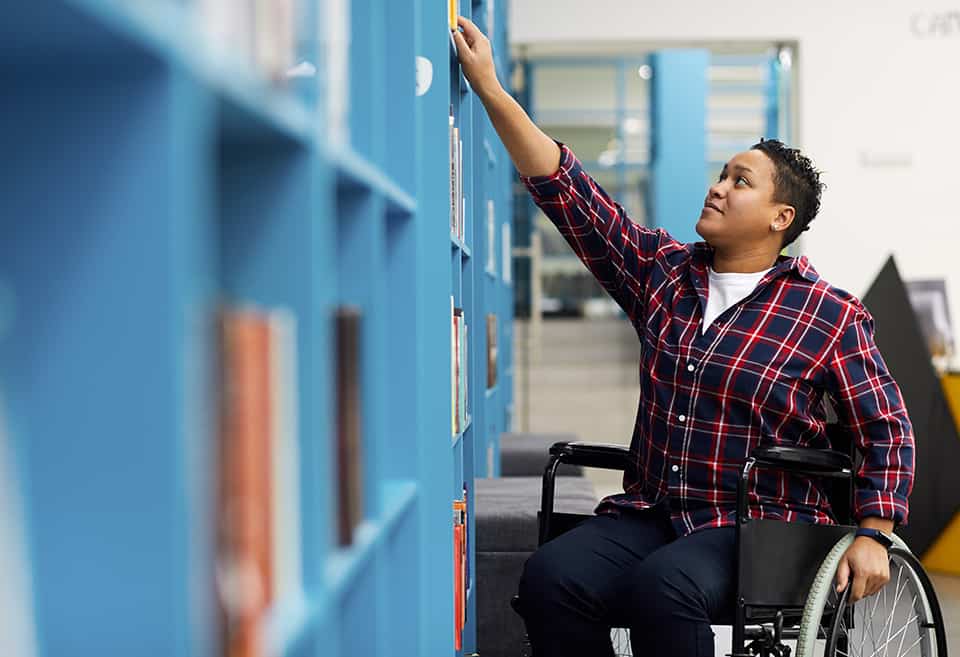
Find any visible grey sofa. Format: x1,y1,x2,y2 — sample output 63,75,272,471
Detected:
475,475,598,657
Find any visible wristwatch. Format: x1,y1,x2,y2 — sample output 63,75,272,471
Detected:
855,527,894,549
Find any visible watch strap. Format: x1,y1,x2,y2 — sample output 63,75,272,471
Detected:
855,527,893,549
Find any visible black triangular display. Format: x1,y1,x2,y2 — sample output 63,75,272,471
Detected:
859,255,960,556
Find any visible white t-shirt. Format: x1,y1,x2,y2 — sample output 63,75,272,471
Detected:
701,266,772,334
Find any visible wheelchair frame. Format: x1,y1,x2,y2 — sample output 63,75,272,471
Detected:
527,424,927,657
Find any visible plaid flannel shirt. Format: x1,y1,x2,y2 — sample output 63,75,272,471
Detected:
521,143,914,535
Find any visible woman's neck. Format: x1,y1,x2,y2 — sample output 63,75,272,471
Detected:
711,248,780,274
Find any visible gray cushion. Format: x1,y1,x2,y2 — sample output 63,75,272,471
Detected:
476,551,530,657
475,476,599,656
499,431,584,477
474,476,597,552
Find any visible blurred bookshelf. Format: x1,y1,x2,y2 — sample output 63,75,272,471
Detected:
0,1,513,656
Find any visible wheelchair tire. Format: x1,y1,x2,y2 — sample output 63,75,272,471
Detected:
796,533,948,657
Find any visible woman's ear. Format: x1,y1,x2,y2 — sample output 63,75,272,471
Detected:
771,206,796,233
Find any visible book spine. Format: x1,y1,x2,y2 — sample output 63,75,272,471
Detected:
269,309,302,602
449,113,457,236
217,308,273,657
335,307,363,546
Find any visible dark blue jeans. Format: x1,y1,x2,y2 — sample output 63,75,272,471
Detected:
517,502,736,657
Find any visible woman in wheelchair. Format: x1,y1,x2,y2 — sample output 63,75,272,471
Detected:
454,16,946,657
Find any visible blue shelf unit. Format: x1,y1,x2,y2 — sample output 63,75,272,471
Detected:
0,2,513,657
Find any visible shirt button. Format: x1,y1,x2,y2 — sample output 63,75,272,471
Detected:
678,414,686,422
687,364,695,372
671,465,680,473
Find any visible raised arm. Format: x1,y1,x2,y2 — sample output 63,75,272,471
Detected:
453,17,683,322
452,16,560,177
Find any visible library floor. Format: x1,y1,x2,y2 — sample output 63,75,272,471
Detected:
512,317,960,653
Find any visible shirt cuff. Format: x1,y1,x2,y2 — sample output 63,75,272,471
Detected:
519,142,583,198
855,489,909,526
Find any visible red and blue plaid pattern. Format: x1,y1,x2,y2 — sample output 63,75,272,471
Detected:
521,144,914,534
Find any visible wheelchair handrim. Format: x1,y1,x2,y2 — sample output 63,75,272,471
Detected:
797,535,945,657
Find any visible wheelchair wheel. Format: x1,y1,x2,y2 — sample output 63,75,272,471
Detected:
796,534,948,657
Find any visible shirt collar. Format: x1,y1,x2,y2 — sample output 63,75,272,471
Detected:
691,241,820,288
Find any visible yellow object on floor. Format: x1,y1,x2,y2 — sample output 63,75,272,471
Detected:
943,373,960,425
923,374,960,575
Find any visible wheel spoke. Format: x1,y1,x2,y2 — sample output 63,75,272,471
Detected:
880,565,909,657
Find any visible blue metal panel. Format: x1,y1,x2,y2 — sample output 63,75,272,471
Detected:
0,57,203,657
650,49,709,245
414,0,456,654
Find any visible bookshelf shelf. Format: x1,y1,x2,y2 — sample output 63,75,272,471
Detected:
2,2,513,657
331,146,418,215
325,479,419,597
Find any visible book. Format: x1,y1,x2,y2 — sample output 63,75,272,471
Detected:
253,0,294,85
486,313,498,389
486,199,496,273
463,483,470,598
335,307,364,546
453,502,463,651
449,112,458,237
200,0,254,64
451,296,457,436
448,0,459,30
462,320,468,427
502,222,512,283
324,0,351,145
268,309,302,603
452,495,467,649
453,307,464,434
217,308,275,657
457,137,464,240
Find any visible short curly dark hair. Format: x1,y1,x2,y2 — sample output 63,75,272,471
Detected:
750,138,825,249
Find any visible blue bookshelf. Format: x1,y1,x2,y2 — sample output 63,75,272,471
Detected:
0,2,513,657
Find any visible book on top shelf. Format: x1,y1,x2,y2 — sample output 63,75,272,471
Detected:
324,0,351,145
448,0,459,30
335,307,364,546
253,0,295,84
449,111,459,239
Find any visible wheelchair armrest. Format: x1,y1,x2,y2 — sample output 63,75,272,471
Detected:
750,446,852,476
548,441,630,471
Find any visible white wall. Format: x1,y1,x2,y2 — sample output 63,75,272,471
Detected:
510,1,960,344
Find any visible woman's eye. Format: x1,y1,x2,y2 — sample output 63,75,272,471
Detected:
736,176,748,186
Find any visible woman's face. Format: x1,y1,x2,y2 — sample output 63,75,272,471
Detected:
695,149,793,251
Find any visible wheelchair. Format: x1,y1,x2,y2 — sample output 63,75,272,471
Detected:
511,424,948,657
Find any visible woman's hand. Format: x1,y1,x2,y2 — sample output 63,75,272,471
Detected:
452,16,501,99
835,537,891,602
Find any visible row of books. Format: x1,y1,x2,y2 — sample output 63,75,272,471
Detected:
452,486,469,651
452,299,470,435
449,109,467,242
216,306,302,657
